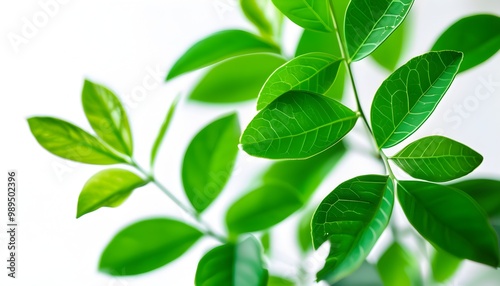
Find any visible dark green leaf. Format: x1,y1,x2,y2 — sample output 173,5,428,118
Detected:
150,96,179,168
27,117,126,165
391,136,483,182
371,51,463,148
345,0,414,61
99,218,202,275
195,236,267,286
82,80,133,156
226,182,303,234
431,248,462,283
449,179,500,218
257,53,342,110
312,175,394,283
336,261,382,286
241,90,358,159
77,169,147,218
189,53,286,103
240,0,274,36
371,15,410,71
167,30,279,80
267,275,294,286
432,14,500,73
272,0,333,32
397,181,500,267
377,242,422,286
182,113,240,213
297,209,314,252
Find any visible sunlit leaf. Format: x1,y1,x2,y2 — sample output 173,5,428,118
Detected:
371,16,411,71
240,0,274,36
241,90,358,159
371,51,463,148
312,175,394,283
377,242,422,286
431,248,462,283
397,180,500,267
100,218,202,275
182,113,240,213
272,0,333,32
77,169,147,218
267,276,294,286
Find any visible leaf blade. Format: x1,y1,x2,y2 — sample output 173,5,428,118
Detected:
449,179,500,217
240,0,274,36
272,0,333,32
377,242,422,286
431,248,462,283
150,96,179,168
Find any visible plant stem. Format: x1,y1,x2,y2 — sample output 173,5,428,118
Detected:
130,159,227,244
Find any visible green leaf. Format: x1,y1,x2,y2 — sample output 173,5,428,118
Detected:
397,180,500,267
195,236,267,286
432,14,500,73
336,261,382,286
312,175,394,283
257,52,342,110
99,218,203,276
377,242,422,286
240,0,274,36
182,113,240,213
150,96,179,168
27,117,126,165
391,136,483,182
77,169,147,218
226,182,303,234
371,51,463,148
431,248,462,283
267,276,294,286
449,179,500,218
241,90,358,159
261,231,271,254
189,53,286,103
371,15,410,71
345,0,414,62
167,30,279,80
297,209,314,252
271,0,333,32
82,80,133,156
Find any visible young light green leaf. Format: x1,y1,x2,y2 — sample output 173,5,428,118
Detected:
391,136,483,182
77,169,147,218
312,175,394,283
397,181,500,267
449,179,500,217
195,236,267,286
241,90,358,159
371,16,410,71
226,182,303,234
432,14,500,73
431,248,462,283
167,30,279,80
267,276,294,286
257,52,342,110
271,0,333,32
261,231,271,254
240,0,274,36
345,0,414,62
82,80,133,156
150,96,179,168
297,209,314,252
99,218,202,275
182,113,240,213
377,242,422,286
189,53,286,103
27,117,126,165
371,51,463,148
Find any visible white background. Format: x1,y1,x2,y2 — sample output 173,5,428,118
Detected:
1,0,499,285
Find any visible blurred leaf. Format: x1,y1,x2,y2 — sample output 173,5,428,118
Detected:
345,0,414,61
261,231,271,254
257,53,341,110
272,0,333,32
392,136,483,182
397,181,500,267
99,218,202,275
240,0,273,36
431,248,462,283
82,80,133,156
336,261,382,286
150,96,179,168
432,14,500,73
449,179,500,218
182,113,240,213
267,276,294,286
77,169,147,218
371,16,410,71
377,242,422,286
297,209,314,252
312,175,394,283
371,51,463,148
226,182,303,234
167,30,279,80
189,53,286,103
28,117,126,165
195,236,267,286
241,90,358,159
